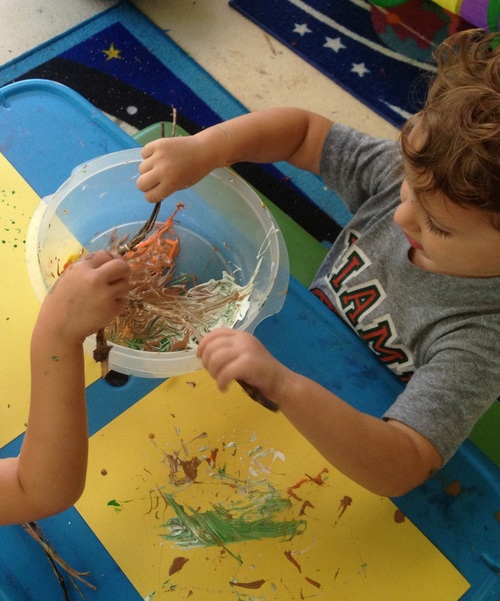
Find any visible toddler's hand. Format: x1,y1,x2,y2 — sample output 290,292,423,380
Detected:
197,329,285,400
137,137,214,202
38,250,131,344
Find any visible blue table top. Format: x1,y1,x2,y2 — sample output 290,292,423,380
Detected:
0,79,498,600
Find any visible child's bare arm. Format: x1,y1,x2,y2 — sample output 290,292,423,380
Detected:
198,329,442,497
0,251,130,525
137,107,333,202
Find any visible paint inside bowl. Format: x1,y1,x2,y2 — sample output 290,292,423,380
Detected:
26,148,289,377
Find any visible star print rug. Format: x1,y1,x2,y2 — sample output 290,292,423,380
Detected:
229,0,473,127
0,0,347,260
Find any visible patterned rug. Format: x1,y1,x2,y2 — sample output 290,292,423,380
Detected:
229,0,472,127
0,1,347,246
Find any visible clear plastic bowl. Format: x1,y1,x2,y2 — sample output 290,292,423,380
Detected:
26,148,289,377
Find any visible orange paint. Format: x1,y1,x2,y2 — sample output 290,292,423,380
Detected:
444,481,462,497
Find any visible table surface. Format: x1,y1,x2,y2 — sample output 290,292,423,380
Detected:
0,79,498,601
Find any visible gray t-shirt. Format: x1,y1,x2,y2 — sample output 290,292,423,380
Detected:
311,123,500,463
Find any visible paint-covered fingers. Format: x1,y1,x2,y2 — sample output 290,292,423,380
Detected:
76,249,115,264
68,249,124,270
70,251,131,296
91,252,131,288
81,257,131,318
43,252,131,342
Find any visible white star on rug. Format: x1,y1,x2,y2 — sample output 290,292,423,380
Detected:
351,62,369,77
293,23,312,36
323,37,346,53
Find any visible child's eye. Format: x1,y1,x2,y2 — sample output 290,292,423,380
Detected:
424,214,451,238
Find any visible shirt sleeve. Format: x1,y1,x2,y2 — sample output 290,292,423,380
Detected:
320,122,402,214
383,323,500,463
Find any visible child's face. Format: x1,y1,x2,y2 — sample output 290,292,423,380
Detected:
395,119,500,278
394,176,500,277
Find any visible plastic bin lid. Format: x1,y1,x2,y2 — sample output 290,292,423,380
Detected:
0,79,136,198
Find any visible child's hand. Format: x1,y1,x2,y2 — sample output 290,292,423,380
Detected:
137,137,215,203
38,250,131,344
197,329,286,400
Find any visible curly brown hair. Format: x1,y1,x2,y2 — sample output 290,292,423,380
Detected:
400,29,500,227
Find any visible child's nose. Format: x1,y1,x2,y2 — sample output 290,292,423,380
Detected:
394,197,420,233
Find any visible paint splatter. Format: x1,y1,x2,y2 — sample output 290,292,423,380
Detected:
161,487,306,556
284,550,302,573
104,429,334,595
304,576,321,588
394,509,405,523
107,499,132,512
205,448,218,468
335,495,353,522
165,454,201,486
299,500,315,516
168,556,189,576
444,481,462,497
230,579,265,589
287,468,329,500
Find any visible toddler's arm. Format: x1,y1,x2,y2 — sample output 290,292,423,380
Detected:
0,250,130,525
137,107,333,202
198,329,442,497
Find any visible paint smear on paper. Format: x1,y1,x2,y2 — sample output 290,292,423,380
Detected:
162,485,306,550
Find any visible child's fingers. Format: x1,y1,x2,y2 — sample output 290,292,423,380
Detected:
197,330,251,391
76,249,115,267
98,255,130,279
80,251,129,276
71,253,130,297
140,141,156,159
136,170,158,193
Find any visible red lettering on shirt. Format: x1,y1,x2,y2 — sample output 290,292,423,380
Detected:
358,320,411,368
313,229,414,381
330,251,363,291
339,286,381,326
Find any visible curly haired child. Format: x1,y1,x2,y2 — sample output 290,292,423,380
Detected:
137,29,500,496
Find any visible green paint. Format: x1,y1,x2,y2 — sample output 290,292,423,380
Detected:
107,498,133,511
161,484,306,555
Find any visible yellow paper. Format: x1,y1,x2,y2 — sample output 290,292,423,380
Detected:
77,371,469,600
0,153,100,448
